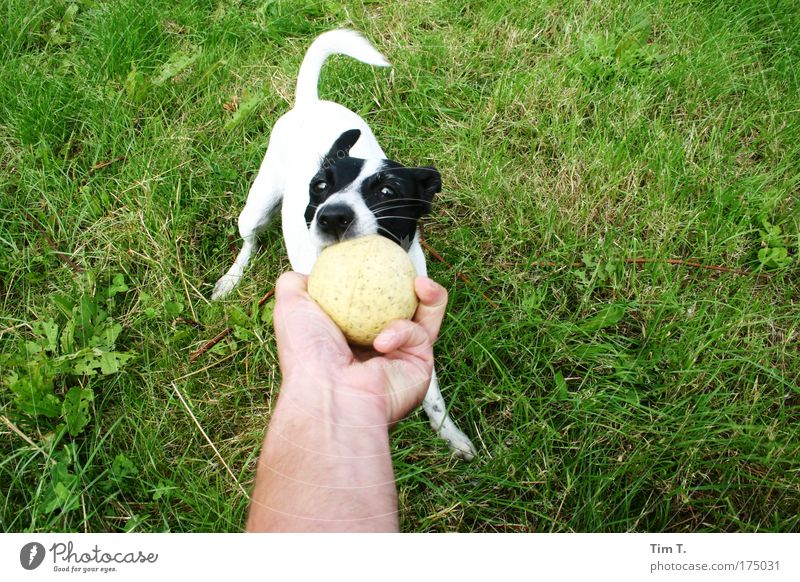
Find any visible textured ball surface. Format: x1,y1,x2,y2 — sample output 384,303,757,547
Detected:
308,235,419,346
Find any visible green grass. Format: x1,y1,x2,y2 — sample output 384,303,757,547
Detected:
1,0,798,532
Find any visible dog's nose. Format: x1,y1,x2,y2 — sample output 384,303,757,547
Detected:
316,204,355,239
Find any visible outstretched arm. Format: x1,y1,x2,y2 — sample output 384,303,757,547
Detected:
246,272,448,532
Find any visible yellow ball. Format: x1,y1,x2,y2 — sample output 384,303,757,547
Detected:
308,235,419,346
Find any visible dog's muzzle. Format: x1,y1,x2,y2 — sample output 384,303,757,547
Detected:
316,203,356,240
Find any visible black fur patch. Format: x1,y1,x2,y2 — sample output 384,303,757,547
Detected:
305,130,365,226
359,162,441,249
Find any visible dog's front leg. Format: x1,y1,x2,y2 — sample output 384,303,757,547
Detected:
212,234,258,299
423,370,477,460
212,137,285,299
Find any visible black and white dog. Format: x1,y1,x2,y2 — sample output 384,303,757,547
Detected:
212,30,476,460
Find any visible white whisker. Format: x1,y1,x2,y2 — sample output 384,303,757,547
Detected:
376,226,402,244
375,215,420,221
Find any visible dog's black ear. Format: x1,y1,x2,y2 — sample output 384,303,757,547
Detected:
409,166,441,213
323,129,361,165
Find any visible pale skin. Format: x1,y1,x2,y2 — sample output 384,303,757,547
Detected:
246,271,448,532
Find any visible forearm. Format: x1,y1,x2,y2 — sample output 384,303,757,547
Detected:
246,378,398,532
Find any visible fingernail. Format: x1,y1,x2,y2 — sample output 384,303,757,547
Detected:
417,277,434,293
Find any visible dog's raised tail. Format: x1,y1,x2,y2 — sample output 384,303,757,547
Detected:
295,30,390,105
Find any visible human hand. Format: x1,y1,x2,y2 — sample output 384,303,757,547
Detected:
272,271,448,425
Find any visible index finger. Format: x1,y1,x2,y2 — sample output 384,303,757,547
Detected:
275,271,309,302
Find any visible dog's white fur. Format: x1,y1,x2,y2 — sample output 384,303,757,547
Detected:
212,30,476,460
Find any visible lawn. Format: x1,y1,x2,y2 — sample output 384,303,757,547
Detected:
1,0,798,532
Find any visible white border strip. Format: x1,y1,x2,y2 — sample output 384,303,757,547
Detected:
2,533,797,581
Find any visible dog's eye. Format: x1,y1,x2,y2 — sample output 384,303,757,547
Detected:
379,186,395,199
312,180,328,194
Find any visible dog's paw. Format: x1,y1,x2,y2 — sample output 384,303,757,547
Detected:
440,426,478,462
211,274,240,300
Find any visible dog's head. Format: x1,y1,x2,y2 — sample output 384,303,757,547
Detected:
305,129,441,250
